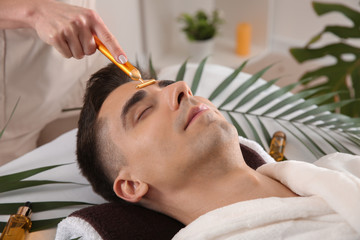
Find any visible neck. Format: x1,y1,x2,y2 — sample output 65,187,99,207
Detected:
154,165,298,225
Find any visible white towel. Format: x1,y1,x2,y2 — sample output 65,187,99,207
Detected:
173,153,360,239
259,153,360,234
55,217,103,240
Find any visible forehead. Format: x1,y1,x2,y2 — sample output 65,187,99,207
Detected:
98,81,143,117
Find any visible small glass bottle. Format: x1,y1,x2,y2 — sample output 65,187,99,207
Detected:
269,131,286,162
0,202,32,240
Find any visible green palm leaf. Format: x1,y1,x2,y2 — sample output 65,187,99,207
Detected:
275,91,344,118
290,99,357,122
191,57,208,93
343,133,360,146
0,218,66,233
262,87,328,115
0,164,72,182
276,120,322,158
176,58,360,162
208,61,248,101
313,126,353,154
247,78,310,113
0,163,92,232
0,163,85,193
219,64,272,108
302,113,350,125
243,115,264,149
0,180,85,193
257,116,272,146
31,218,66,232
0,201,93,215
233,78,279,110
291,123,326,156
175,59,188,82
226,112,247,138
148,55,157,80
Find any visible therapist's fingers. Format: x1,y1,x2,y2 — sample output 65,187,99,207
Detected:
52,34,73,58
73,13,96,56
79,26,97,56
31,0,124,60
31,1,102,59
92,18,127,64
64,21,85,59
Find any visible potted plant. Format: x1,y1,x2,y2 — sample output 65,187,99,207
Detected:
178,10,224,61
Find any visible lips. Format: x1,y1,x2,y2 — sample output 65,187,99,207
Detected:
184,104,210,130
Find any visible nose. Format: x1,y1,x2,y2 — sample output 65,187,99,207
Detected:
162,81,192,111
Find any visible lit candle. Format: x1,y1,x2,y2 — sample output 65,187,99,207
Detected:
236,22,251,56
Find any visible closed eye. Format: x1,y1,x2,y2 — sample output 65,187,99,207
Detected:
137,106,152,121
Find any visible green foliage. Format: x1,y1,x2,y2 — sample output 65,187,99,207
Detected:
178,10,224,41
149,55,157,80
191,57,208,93
182,58,360,160
290,2,360,117
176,58,189,82
0,164,93,232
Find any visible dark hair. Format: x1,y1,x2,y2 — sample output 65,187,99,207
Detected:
77,63,135,202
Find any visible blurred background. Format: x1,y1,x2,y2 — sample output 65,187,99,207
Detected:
97,0,360,88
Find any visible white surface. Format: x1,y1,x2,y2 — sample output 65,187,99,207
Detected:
271,0,360,54
96,0,143,61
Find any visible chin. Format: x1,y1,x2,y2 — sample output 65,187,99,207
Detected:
187,110,239,152
213,120,238,143
185,121,239,173
198,119,239,152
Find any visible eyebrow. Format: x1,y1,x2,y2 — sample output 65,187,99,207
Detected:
121,90,147,129
120,80,175,129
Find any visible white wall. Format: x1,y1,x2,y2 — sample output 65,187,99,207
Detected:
95,0,143,62
271,0,360,54
215,0,272,50
95,0,360,68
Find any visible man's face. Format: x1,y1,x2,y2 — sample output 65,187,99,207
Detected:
98,80,238,192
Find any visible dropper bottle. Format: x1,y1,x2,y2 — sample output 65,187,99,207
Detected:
269,131,286,162
0,202,32,240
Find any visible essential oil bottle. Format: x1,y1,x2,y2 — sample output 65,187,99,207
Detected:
0,202,32,240
269,131,286,162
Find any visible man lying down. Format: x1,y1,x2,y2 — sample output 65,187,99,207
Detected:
74,63,360,239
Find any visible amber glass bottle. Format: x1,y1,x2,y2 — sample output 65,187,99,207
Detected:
0,202,32,240
269,131,286,161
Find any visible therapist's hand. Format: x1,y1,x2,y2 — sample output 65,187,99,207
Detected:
0,0,127,63
31,0,127,62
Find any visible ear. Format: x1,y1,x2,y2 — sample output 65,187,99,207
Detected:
113,174,149,203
